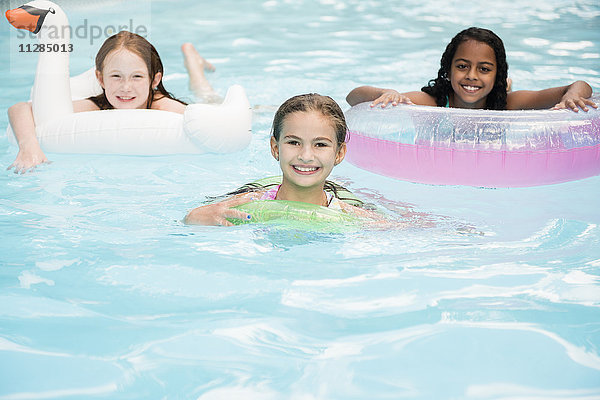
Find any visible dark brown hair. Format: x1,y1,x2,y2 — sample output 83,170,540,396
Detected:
271,93,347,147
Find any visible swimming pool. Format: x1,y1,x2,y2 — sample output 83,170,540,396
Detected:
1,0,599,398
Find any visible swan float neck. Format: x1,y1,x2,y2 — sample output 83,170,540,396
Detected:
7,0,72,126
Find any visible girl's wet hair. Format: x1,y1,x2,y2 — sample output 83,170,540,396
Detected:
421,27,508,110
209,179,366,209
89,31,186,110
271,93,348,147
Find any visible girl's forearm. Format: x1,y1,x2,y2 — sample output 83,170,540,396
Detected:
346,86,384,106
8,102,41,150
565,81,593,99
7,101,49,172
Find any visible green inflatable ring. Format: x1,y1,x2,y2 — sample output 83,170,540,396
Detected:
230,200,360,232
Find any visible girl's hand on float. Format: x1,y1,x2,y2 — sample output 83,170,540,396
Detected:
7,144,50,174
553,95,597,113
184,195,253,226
371,90,414,108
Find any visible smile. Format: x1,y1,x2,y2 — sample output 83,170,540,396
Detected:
461,85,481,93
117,96,135,101
293,165,320,174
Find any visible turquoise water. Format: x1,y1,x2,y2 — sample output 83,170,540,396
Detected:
1,0,600,398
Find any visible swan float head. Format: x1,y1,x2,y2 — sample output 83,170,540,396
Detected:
5,4,54,34
5,1,68,46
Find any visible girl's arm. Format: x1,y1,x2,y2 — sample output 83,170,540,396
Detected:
337,201,393,225
8,99,99,173
184,193,254,226
507,81,596,112
339,200,441,229
346,86,436,107
338,201,374,218
7,102,48,173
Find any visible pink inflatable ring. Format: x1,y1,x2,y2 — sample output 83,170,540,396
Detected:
345,95,600,187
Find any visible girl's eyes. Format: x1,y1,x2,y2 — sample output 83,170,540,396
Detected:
455,64,493,73
108,74,145,79
284,140,330,148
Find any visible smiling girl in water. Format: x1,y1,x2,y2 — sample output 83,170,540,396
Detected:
347,27,596,112
8,32,219,173
185,93,380,226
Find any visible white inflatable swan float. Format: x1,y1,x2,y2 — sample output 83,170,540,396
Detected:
5,0,252,155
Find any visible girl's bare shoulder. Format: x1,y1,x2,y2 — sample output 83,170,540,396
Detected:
151,96,187,114
73,99,100,112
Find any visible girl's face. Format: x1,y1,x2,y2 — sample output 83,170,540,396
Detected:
95,48,161,109
449,39,497,109
270,110,346,191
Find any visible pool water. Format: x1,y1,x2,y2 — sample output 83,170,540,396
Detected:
1,0,600,398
